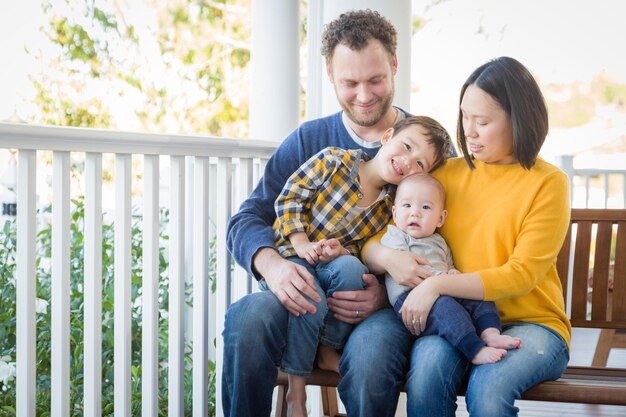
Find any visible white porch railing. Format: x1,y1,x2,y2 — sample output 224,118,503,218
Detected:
0,122,278,417
556,154,626,209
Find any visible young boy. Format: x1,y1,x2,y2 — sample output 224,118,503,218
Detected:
383,173,522,365
270,116,451,417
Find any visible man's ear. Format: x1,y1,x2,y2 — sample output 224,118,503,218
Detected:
381,127,395,145
392,55,398,75
438,209,448,228
326,62,334,83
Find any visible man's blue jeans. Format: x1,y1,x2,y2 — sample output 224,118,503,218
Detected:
405,322,569,417
261,255,368,376
221,273,414,417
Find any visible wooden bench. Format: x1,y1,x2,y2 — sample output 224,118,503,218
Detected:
275,208,626,416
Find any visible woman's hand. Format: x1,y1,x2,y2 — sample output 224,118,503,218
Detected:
400,278,440,335
364,243,432,286
385,248,433,287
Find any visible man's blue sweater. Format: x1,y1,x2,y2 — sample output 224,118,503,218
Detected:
227,109,434,279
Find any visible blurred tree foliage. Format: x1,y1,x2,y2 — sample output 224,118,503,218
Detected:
31,0,251,137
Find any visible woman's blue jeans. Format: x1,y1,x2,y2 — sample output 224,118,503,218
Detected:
221,256,414,417
405,322,569,417
261,255,368,376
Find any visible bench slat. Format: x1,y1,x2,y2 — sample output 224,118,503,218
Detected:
571,220,592,321
613,221,626,320
277,367,626,406
591,221,613,320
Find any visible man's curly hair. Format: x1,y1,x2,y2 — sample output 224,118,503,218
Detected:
321,9,397,63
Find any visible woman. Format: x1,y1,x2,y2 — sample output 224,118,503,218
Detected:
364,56,571,416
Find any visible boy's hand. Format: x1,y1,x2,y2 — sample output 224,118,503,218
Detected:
293,241,323,265
319,238,347,263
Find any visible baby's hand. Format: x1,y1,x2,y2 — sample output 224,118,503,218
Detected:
319,238,346,263
294,241,324,265
448,268,461,275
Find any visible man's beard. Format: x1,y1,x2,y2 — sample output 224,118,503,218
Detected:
341,86,394,128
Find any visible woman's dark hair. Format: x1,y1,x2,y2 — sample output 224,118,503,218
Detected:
321,9,397,64
456,56,548,170
393,115,452,172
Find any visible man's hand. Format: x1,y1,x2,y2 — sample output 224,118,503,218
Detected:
326,273,389,324
253,247,321,316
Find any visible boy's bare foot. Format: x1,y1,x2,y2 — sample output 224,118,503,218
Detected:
471,346,507,365
286,375,307,417
286,397,307,417
317,345,341,373
481,328,522,350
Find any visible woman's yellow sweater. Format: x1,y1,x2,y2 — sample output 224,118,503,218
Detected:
431,157,571,346
365,156,573,346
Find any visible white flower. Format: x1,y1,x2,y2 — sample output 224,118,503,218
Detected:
0,360,16,386
36,298,48,314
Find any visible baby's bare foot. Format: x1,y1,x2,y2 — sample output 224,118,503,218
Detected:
472,346,507,365
482,332,522,350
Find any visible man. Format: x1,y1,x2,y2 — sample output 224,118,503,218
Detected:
223,10,447,417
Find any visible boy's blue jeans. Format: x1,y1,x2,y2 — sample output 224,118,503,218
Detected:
394,292,501,360
259,255,368,376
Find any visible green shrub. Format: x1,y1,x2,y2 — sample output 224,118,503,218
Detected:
0,198,216,416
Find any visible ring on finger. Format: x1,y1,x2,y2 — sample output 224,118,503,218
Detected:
355,310,360,319
412,317,421,331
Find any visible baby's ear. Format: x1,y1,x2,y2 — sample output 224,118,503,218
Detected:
438,209,448,227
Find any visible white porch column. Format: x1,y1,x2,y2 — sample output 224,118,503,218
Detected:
307,0,412,119
250,0,300,141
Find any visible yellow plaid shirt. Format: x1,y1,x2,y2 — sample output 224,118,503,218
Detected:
273,147,394,258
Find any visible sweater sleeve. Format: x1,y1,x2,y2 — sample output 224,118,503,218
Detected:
480,170,571,300
226,130,308,279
